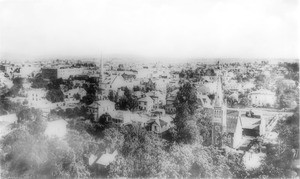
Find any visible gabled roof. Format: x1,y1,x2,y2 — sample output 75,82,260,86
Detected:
132,91,143,97
240,114,261,129
96,150,118,166
64,87,86,95
249,89,275,96
89,150,118,166
147,118,168,128
226,110,240,133
138,96,153,102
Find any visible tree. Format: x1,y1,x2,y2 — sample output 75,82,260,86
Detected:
277,88,298,109
108,90,115,102
31,76,47,88
103,127,124,152
17,107,42,123
109,125,168,178
0,96,23,115
144,79,156,92
133,86,140,91
279,62,299,82
46,89,64,103
73,93,81,100
248,107,299,178
1,118,91,178
47,78,64,90
81,94,95,105
238,93,250,107
7,77,23,97
116,87,138,111
254,74,271,89
174,82,198,116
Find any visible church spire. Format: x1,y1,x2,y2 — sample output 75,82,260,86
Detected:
214,75,223,107
99,54,103,83
98,53,105,100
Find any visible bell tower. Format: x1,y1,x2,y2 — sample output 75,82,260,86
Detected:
212,75,227,147
98,55,105,100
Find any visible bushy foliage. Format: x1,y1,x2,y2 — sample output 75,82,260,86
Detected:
46,89,64,103
1,119,93,178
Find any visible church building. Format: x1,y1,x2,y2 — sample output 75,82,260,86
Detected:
211,76,243,149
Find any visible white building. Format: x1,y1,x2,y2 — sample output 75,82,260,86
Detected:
88,100,116,120
0,72,13,90
138,96,154,113
27,88,47,106
249,89,276,107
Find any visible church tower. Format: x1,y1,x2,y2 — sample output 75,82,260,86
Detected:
212,75,227,147
99,56,104,87
98,55,106,100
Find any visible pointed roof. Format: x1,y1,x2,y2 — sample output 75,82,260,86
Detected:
214,75,223,107
138,96,153,102
147,118,168,128
96,150,118,166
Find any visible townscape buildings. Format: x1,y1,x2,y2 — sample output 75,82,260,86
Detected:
0,58,299,177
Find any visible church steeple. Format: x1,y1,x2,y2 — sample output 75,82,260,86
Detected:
212,74,227,147
98,54,105,100
99,54,104,84
214,75,223,107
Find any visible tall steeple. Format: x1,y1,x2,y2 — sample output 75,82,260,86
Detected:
212,74,227,147
214,75,223,107
98,54,105,100
99,55,104,84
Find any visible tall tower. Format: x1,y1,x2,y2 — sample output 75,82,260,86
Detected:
212,75,227,147
99,55,104,85
98,55,105,99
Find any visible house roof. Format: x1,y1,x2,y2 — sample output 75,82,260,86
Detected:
111,110,148,124
146,91,163,98
132,91,143,97
138,96,153,102
44,119,67,139
96,150,118,166
147,118,168,128
249,89,275,96
0,113,18,123
0,114,17,137
64,87,86,95
197,93,212,108
226,110,240,133
167,95,176,101
170,89,179,96
240,114,261,129
110,75,125,85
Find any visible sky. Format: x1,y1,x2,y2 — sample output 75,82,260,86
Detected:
0,0,299,62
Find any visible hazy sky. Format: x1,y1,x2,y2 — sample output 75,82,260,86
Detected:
0,0,298,61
